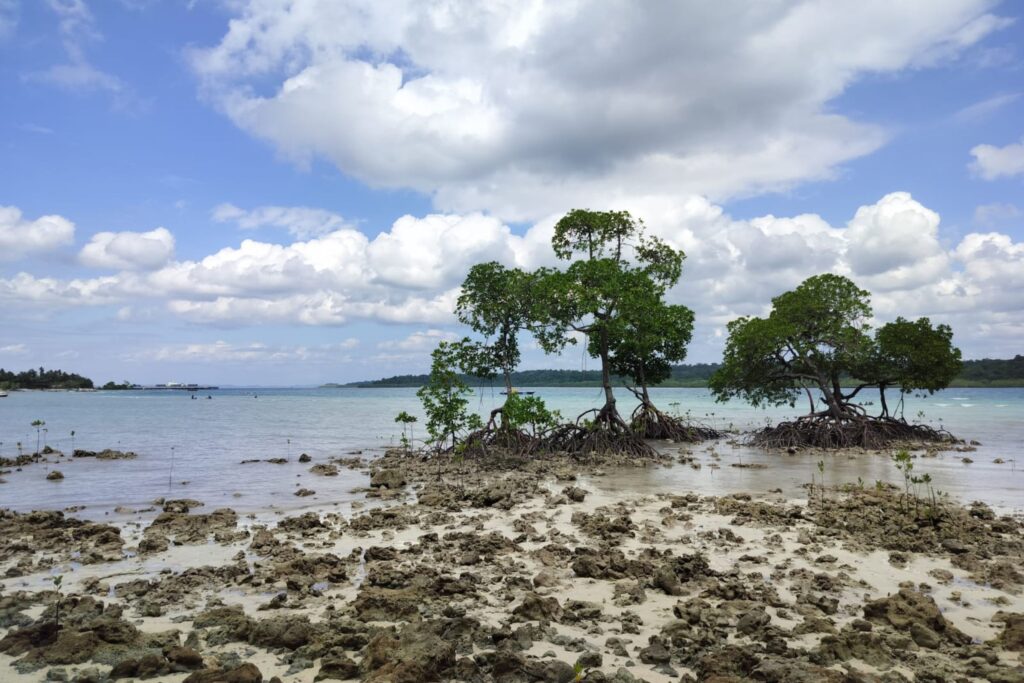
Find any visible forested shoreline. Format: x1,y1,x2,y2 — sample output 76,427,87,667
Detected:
336,355,1024,389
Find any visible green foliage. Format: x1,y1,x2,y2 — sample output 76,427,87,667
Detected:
957,355,1024,383
0,367,93,390
533,209,687,423
416,341,479,452
891,449,914,511
52,574,63,630
456,262,536,391
608,294,695,391
858,317,962,398
709,274,961,420
101,380,136,390
710,274,873,408
394,411,418,451
500,393,560,436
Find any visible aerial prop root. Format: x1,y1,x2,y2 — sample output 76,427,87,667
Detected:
749,415,959,450
629,400,721,442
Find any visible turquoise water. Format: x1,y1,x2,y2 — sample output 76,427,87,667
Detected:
0,387,1021,515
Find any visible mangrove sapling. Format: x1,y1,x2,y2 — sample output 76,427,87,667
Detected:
394,411,418,452
52,574,63,630
32,419,45,455
817,460,826,508
892,450,915,514
417,341,480,457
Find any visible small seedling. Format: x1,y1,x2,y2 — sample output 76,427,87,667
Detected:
52,574,64,630
816,460,825,507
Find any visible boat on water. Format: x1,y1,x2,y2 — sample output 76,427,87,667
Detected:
500,388,536,395
0,391,8,398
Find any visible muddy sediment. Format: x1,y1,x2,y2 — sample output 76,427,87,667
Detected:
1,448,1022,682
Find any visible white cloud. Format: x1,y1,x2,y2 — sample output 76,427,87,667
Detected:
973,202,1021,228
0,205,75,260
212,203,354,239
378,329,459,351
128,340,357,364
79,227,176,270
0,0,18,41
3,192,1023,359
189,0,1006,221
23,0,142,109
970,137,1024,180
0,343,28,355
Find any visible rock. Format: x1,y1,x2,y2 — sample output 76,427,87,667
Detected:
46,471,64,481
576,651,603,669
162,499,203,514
183,663,263,683
513,593,562,622
533,570,559,588
249,615,313,650
315,652,360,680
370,468,407,489
310,464,339,477
942,539,969,554
165,645,204,670
995,612,1024,651
638,637,671,664
863,588,971,646
562,486,587,503
909,621,942,649
298,453,312,463
73,449,137,460
294,488,316,497
362,620,456,682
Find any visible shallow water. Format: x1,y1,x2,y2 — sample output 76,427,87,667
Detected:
0,386,1021,515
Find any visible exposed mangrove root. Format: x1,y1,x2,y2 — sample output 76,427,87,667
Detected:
630,402,721,442
749,415,960,450
542,405,657,458
460,426,543,459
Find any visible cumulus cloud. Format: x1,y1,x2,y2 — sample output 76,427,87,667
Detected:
2,192,1022,358
0,205,75,260
79,227,176,270
189,0,1006,220
970,136,1024,179
212,203,354,239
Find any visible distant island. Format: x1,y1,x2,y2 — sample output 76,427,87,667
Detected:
0,367,93,391
331,356,1024,389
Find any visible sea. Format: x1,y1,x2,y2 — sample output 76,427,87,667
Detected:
1,387,1022,517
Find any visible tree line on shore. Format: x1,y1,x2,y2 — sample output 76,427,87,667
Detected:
404,209,967,456
341,356,1024,388
0,368,93,391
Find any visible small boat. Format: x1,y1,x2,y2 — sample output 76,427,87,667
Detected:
500,389,535,395
0,391,7,398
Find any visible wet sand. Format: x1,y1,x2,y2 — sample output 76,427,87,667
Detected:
1,448,1022,682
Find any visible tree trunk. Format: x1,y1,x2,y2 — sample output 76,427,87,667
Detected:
599,327,615,415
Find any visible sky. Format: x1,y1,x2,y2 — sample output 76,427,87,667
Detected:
0,0,1022,386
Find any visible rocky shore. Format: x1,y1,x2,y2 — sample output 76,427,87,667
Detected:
1,447,1022,682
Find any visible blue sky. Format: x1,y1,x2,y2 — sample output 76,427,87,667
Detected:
1,1,1022,385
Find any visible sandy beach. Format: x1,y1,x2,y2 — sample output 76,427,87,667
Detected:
1,445,1023,683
